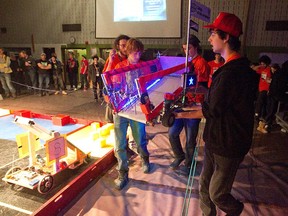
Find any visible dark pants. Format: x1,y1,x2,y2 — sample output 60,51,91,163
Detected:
168,118,200,167
11,72,25,95
93,76,103,99
80,74,88,89
53,73,65,91
255,90,268,118
264,95,278,127
68,72,78,89
199,147,244,216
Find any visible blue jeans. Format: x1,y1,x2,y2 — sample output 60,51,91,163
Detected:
199,147,244,216
0,73,16,94
168,118,200,167
38,73,50,91
114,114,149,172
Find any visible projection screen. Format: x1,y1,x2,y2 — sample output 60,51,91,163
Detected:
95,0,182,38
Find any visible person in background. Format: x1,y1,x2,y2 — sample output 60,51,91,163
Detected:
260,63,286,133
51,54,67,95
88,55,103,101
168,35,209,174
103,34,130,72
0,48,16,99
80,54,89,91
182,35,210,88
66,51,79,91
253,55,272,123
37,53,52,96
9,53,23,96
103,34,130,123
207,53,224,88
19,50,37,94
113,38,150,190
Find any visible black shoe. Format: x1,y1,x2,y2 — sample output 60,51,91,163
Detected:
115,172,129,190
169,158,185,169
226,202,244,216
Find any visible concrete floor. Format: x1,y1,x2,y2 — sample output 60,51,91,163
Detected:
0,89,106,122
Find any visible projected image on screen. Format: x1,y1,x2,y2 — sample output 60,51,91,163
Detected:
96,0,181,38
114,0,167,22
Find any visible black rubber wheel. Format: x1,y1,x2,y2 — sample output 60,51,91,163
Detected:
140,92,149,104
162,112,175,127
37,175,53,194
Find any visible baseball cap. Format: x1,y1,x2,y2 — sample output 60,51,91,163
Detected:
203,12,243,37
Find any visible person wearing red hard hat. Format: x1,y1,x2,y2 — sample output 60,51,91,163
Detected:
176,12,259,216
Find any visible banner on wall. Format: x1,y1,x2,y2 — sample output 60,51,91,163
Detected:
191,1,210,22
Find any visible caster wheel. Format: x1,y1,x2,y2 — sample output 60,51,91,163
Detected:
38,175,53,194
11,184,24,192
162,112,175,127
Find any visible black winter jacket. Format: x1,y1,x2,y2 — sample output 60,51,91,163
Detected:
202,57,259,158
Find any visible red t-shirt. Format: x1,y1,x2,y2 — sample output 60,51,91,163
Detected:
257,66,271,91
207,60,224,88
192,55,210,83
80,59,88,74
103,53,127,72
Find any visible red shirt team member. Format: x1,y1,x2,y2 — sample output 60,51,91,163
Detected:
168,35,210,174
103,34,130,123
207,53,224,88
253,55,272,124
103,34,130,72
182,35,210,88
113,38,150,190
80,55,89,90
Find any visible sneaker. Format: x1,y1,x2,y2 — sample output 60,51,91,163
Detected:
115,172,129,190
74,88,77,91
54,91,59,95
141,157,150,173
226,202,244,216
169,157,185,170
62,91,67,95
12,93,16,99
257,121,267,134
